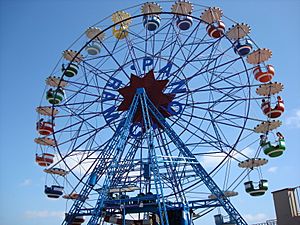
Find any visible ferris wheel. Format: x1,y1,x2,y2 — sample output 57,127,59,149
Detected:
34,1,286,225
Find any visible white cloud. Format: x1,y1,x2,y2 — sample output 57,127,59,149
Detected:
268,166,278,173
55,151,100,175
24,210,64,219
200,151,227,168
20,179,32,187
286,109,300,128
200,147,254,168
244,213,268,223
231,147,254,161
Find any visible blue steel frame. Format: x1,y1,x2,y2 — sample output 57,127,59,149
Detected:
62,89,248,225
63,93,140,225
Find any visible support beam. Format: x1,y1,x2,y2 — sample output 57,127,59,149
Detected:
144,94,248,225
62,94,140,225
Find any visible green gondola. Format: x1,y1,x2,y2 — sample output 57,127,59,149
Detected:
261,139,286,157
244,180,268,196
63,63,79,77
46,88,64,104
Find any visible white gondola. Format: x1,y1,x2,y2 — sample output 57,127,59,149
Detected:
85,27,105,55
141,2,162,31
171,1,193,30
85,42,102,55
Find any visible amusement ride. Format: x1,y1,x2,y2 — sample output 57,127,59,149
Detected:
34,1,286,225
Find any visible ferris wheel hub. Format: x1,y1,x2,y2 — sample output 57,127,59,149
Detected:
117,69,175,125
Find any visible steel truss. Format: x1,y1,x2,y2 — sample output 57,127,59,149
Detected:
62,88,247,225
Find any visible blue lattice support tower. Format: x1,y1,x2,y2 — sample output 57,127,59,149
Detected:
63,129,123,224
86,93,140,225
62,94,140,225
142,93,248,225
138,88,170,225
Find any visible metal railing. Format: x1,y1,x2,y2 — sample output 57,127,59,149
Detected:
252,219,277,225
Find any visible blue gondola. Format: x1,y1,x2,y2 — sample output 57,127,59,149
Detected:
143,15,161,31
233,39,253,56
176,15,193,30
44,185,64,198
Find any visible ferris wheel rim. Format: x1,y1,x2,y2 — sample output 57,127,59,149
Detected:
34,2,283,223
47,13,255,198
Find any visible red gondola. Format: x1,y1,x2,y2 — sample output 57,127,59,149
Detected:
35,153,54,167
206,20,225,38
253,65,275,83
36,119,54,135
261,96,284,118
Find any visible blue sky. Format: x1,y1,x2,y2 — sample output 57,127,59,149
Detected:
0,0,299,225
